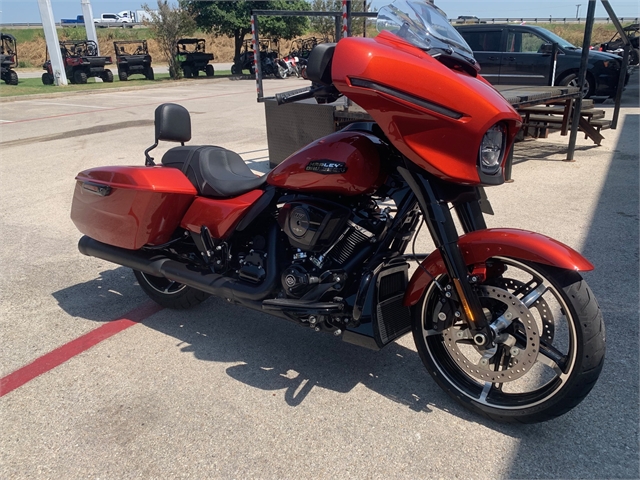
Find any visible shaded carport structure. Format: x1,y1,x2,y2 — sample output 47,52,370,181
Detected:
251,1,633,162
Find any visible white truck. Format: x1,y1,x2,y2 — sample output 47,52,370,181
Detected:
117,10,155,23
93,13,125,24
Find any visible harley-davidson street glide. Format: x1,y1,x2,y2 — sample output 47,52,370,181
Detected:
70,1,605,423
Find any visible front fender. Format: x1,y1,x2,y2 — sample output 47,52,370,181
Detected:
404,228,593,307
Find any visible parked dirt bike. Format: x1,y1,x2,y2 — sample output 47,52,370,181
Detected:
70,1,605,423
277,55,301,78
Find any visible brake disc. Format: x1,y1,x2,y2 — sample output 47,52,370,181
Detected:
491,277,555,343
439,285,541,384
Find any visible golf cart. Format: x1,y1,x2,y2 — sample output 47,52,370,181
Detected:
1,32,19,85
175,38,214,78
232,38,282,77
42,40,113,85
114,40,154,81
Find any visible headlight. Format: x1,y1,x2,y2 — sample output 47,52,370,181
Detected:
478,123,506,175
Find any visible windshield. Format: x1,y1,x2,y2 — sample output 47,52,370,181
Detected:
376,0,474,56
534,27,577,49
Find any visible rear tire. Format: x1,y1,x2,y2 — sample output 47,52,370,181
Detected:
133,270,210,310
119,70,128,81
6,70,18,85
231,64,240,74
74,70,87,84
412,258,605,423
42,72,54,85
101,69,113,83
559,72,594,99
205,64,214,77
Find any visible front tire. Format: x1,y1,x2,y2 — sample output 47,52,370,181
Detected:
412,258,605,423
133,270,210,309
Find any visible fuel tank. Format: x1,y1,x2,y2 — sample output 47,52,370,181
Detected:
331,32,522,185
266,130,386,196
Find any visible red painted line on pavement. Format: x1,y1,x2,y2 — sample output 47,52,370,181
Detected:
0,301,163,397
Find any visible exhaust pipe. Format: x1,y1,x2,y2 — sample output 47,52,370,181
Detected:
78,225,279,302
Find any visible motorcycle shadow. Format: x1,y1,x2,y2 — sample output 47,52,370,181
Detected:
54,267,498,428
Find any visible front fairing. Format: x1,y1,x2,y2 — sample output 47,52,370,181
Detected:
331,32,522,185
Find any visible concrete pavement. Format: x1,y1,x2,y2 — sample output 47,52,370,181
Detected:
0,72,638,478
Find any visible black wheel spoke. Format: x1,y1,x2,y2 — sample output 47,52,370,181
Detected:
537,339,568,374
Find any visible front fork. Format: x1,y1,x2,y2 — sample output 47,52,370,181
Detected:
398,167,493,347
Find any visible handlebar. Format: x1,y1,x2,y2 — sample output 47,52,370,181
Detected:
275,86,315,105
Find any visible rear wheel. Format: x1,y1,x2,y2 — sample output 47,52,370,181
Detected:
5,70,18,85
41,72,54,85
205,64,214,77
559,72,594,99
193,68,200,78
101,69,113,83
73,70,87,84
412,258,605,423
231,64,240,74
119,69,128,81
133,270,210,309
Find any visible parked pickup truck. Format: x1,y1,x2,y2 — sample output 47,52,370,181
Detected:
94,13,129,24
61,15,85,26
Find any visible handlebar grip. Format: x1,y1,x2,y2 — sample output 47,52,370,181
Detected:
275,86,314,105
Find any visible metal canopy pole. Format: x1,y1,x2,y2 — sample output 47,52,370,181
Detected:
37,0,68,85
566,0,596,161
600,0,631,129
81,0,100,55
251,14,264,101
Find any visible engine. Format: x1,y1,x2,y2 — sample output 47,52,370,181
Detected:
278,199,389,298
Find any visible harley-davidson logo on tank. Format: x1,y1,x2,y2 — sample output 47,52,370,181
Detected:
305,160,348,174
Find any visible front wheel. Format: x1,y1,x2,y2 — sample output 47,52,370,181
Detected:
133,270,210,309
412,257,605,423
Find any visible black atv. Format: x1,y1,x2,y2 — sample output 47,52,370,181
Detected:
1,32,19,85
114,40,154,81
42,40,113,85
175,38,214,78
231,38,281,77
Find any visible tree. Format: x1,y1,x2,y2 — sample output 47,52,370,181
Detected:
181,1,310,64
143,0,196,79
309,0,367,42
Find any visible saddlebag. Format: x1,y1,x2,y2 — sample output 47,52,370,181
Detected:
70,166,197,250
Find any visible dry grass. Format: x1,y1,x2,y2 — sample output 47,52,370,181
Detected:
12,29,299,68
8,23,630,68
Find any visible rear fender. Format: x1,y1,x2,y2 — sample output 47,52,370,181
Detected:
404,228,593,306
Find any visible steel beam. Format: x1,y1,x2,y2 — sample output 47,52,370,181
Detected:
36,0,68,85
81,0,100,55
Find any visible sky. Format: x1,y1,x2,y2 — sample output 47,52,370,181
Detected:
0,0,638,24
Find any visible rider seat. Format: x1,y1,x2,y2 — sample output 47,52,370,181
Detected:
161,146,266,198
